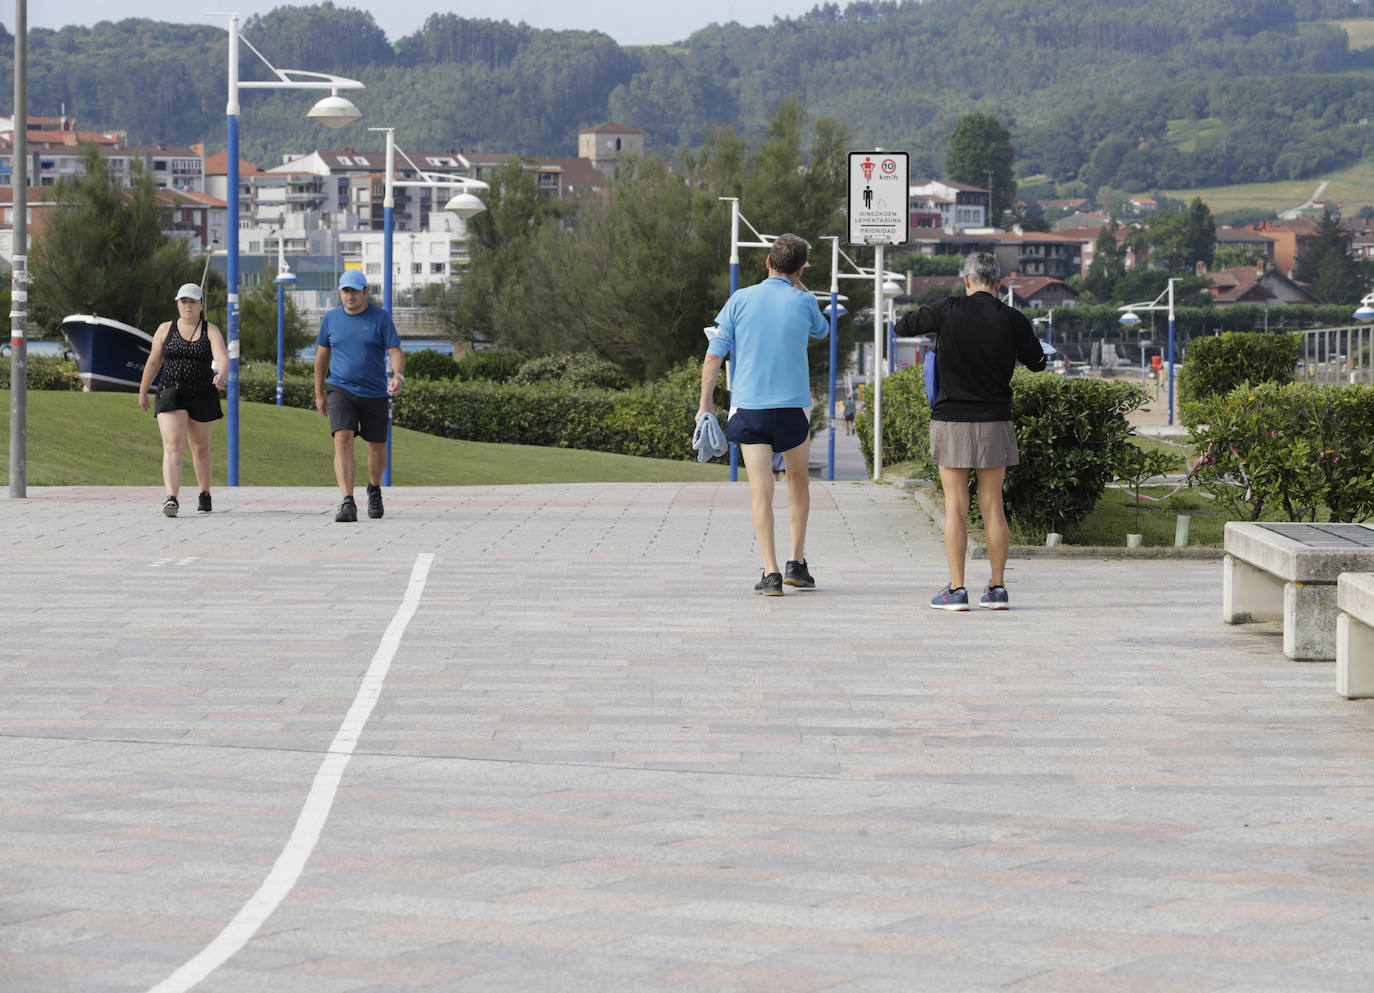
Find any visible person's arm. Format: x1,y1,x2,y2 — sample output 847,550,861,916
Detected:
387,345,405,396
314,346,331,415
205,323,230,389
138,325,169,412
698,352,725,419
1016,314,1049,372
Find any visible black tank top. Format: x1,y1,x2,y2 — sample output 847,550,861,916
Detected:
161,319,214,392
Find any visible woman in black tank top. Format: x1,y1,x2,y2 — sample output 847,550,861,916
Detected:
137,283,231,518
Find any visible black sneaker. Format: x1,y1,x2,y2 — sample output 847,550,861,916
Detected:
754,571,784,596
366,483,384,519
197,491,212,513
335,495,357,523
161,495,179,518
783,559,815,589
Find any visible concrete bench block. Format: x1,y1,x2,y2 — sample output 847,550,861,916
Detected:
1337,572,1374,698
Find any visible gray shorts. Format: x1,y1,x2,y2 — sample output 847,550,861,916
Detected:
929,419,1019,469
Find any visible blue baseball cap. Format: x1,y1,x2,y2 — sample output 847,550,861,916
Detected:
338,270,368,291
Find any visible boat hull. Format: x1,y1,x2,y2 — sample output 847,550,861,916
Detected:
60,315,156,393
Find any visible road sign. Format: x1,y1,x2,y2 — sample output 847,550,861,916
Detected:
847,151,909,247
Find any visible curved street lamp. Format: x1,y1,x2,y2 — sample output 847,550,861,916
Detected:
1118,277,1179,425
1354,292,1374,323
219,11,365,485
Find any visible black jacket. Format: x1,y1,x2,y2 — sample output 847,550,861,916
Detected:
895,291,1047,421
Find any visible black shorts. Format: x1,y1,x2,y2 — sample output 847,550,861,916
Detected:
156,385,222,423
725,407,810,453
327,386,390,442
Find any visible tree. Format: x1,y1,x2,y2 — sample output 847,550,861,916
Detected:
1082,220,1128,301
945,113,1016,225
1132,197,1215,274
30,145,200,333
1294,209,1366,304
237,263,309,362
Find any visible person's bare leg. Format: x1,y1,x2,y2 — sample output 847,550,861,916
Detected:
187,418,214,493
975,466,1009,588
365,440,388,487
781,439,811,563
740,444,779,574
156,411,189,498
938,465,973,590
333,430,356,497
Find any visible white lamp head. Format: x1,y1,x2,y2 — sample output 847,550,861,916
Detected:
307,91,362,129
444,192,487,218
1355,305,1374,323
1119,311,1141,327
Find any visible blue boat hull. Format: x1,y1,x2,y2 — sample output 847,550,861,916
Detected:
60,315,157,392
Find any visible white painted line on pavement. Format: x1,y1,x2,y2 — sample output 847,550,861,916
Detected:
144,551,436,993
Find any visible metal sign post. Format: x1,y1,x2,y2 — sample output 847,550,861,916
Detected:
846,151,909,482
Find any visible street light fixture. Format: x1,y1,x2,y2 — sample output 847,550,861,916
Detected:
1118,277,1180,425
218,10,365,485
882,279,903,373
272,234,297,407
367,128,489,484
1354,292,1374,323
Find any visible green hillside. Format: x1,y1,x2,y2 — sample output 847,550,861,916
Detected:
5,0,1374,198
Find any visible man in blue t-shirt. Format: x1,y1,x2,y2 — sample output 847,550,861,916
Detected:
313,270,405,522
696,233,829,596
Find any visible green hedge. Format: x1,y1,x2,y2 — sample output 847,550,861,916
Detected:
856,366,1145,533
1176,331,1299,411
236,363,705,461
1188,381,1374,522
0,356,83,391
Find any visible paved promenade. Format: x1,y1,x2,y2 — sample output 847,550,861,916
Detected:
2,481,1372,993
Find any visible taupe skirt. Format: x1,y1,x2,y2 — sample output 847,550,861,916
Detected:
929,419,1019,469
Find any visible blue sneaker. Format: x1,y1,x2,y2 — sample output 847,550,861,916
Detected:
979,585,1010,610
930,585,969,611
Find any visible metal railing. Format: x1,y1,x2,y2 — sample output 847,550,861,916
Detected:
1300,325,1374,386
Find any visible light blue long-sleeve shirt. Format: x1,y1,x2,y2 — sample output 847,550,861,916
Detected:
708,276,829,409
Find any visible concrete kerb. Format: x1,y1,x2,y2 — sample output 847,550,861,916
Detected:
894,474,1223,561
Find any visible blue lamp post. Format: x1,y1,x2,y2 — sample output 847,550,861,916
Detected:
220,12,363,484
1119,277,1179,425
272,236,296,407
368,128,487,485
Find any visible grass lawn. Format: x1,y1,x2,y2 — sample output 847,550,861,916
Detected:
0,390,733,487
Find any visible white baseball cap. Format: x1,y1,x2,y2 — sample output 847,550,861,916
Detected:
174,283,203,302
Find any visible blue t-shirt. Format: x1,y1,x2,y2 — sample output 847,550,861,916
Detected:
708,276,829,409
316,303,401,398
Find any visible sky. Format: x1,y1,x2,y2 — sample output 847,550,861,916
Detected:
18,1,827,47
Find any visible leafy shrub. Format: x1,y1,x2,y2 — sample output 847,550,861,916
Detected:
1188,381,1374,522
0,355,82,391
453,348,524,383
857,367,1146,533
403,349,458,381
1176,331,1299,413
237,365,316,409
512,352,629,390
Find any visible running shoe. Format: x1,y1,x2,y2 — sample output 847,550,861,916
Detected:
161,495,179,518
335,495,357,523
979,585,1010,610
197,491,212,513
930,585,969,611
366,483,384,519
783,559,815,589
754,571,784,596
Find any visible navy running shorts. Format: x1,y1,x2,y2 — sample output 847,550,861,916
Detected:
725,407,810,453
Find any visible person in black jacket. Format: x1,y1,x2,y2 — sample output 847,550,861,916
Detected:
894,252,1047,611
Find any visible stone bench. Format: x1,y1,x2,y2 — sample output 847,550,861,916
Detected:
1223,522,1374,661
1337,572,1374,698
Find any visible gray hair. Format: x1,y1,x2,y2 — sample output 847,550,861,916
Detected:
961,252,1001,288
767,234,811,276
